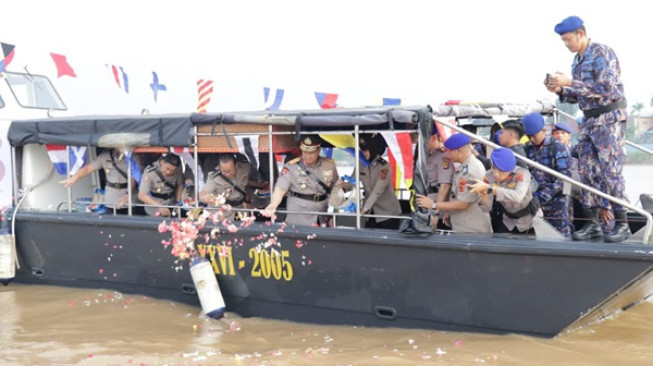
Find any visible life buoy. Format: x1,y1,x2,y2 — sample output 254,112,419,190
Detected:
190,256,226,319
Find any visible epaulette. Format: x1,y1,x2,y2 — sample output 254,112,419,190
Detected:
375,157,387,165
145,164,157,173
321,157,335,164
208,170,221,179
287,157,301,165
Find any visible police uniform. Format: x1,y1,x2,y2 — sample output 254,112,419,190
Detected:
449,154,492,233
359,156,401,227
140,161,184,216
523,114,572,237
89,149,130,209
426,149,454,200
201,160,252,220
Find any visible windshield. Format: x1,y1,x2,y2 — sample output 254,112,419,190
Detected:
4,72,66,110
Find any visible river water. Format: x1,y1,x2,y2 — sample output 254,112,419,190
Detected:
1,164,653,366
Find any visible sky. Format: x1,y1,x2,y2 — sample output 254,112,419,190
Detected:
1,0,652,115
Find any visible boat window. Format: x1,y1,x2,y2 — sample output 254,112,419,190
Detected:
4,72,66,110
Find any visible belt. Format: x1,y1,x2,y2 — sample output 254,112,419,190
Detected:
504,197,541,220
106,181,128,190
427,185,439,194
583,99,627,118
226,197,246,206
150,191,174,200
289,191,328,202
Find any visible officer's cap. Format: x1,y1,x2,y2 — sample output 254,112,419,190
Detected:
491,147,516,172
443,133,470,150
522,113,545,136
555,16,584,35
299,135,321,152
553,123,573,134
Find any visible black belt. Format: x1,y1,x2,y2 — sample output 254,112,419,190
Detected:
226,197,245,206
289,191,328,202
427,185,439,194
150,191,174,200
504,197,541,220
106,181,128,190
583,99,627,118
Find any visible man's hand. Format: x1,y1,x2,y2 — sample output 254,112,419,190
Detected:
159,207,172,217
262,204,276,218
415,194,434,210
116,195,129,208
599,208,614,224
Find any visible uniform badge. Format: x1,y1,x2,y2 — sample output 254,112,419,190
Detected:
281,167,289,176
515,173,524,182
508,182,516,189
380,169,388,180
461,165,468,175
442,157,451,170
458,178,467,193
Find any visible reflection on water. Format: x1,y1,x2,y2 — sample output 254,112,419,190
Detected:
2,284,653,365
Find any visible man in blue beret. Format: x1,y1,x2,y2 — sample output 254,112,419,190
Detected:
469,148,542,234
544,16,629,242
416,133,491,233
522,113,572,237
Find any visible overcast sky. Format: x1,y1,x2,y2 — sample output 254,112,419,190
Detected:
2,0,652,115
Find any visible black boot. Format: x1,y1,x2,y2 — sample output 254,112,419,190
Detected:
604,211,631,243
572,208,603,241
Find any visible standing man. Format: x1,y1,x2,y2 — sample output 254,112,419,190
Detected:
426,129,454,228
545,15,629,242
522,113,572,237
139,154,184,217
416,133,492,233
200,154,252,221
264,135,339,227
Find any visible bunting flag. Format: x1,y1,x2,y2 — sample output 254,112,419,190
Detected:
150,71,167,102
315,92,338,109
197,79,214,113
49,52,76,78
45,145,87,175
109,65,129,93
433,117,457,141
234,135,260,171
170,147,203,190
380,132,414,192
1,42,15,72
319,134,370,167
263,87,284,110
124,149,142,184
382,98,401,106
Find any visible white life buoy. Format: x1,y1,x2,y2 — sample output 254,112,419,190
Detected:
0,231,15,283
190,256,226,319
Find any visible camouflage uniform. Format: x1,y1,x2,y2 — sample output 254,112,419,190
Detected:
201,160,252,221
426,149,454,201
482,166,542,233
359,156,401,226
558,40,628,214
88,150,130,209
139,161,184,216
525,137,571,237
275,156,339,226
449,155,492,233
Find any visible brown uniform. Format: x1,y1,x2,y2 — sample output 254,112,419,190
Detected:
201,160,252,220
426,149,454,200
89,150,130,208
481,166,542,232
139,161,184,216
359,157,401,222
275,156,339,226
449,155,492,233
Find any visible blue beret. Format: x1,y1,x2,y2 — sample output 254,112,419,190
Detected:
491,148,516,172
444,133,471,150
553,123,573,134
522,113,545,136
555,16,583,35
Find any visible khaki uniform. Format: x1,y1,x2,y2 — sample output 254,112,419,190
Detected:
359,157,401,222
89,150,130,208
426,149,454,200
201,160,252,220
482,166,542,232
449,155,492,233
276,156,339,226
139,161,184,216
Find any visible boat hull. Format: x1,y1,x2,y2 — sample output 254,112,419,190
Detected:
12,211,653,337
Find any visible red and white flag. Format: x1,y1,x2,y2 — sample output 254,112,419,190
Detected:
380,132,414,192
46,145,87,175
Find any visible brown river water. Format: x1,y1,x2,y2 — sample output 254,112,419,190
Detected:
1,164,653,366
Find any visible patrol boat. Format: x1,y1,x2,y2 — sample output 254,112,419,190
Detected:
4,99,653,337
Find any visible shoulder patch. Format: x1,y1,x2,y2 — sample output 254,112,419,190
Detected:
379,168,389,180
375,157,388,165
281,167,289,176
145,165,156,173
515,173,524,182
287,157,301,165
